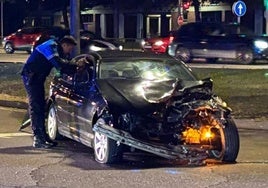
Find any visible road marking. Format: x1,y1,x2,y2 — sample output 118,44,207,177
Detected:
0,132,31,138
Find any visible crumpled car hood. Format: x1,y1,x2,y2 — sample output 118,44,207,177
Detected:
96,79,212,113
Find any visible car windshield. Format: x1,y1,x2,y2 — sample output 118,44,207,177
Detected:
99,58,196,81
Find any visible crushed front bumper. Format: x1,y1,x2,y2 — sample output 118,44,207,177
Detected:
93,121,207,165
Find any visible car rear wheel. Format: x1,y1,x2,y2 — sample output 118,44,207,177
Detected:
46,104,61,141
175,47,191,63
93,117,122,164
4,43,15,54
236,47,254,64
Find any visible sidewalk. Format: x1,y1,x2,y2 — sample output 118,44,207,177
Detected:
233,118,268,130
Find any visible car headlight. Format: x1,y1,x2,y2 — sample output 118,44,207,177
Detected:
141,40,146,46
90,45,103,51
254,40,268,50
154,40,164,46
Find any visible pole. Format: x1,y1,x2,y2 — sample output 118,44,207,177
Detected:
70,0,80,56
1,0,3,41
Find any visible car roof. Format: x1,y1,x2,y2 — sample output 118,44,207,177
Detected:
89,50,175,61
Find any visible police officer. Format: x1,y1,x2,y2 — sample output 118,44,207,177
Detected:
21,35,84,149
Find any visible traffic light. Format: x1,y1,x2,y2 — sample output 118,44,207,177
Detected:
182,0,191,10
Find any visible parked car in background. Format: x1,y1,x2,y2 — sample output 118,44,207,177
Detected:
141,31,175,53
32,27,123,53
46,51,239,164
31,26,69,50
2,27,47,54
168,22,268,64
80,30,123,52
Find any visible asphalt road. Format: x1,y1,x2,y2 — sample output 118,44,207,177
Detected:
0,107,267,188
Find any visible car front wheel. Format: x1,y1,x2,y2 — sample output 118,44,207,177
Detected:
4,43,15,54
236,47,254,64
209,118,240,163
175,47,191,63
93,118,122,164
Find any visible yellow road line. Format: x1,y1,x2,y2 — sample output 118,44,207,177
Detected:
0,132,31,138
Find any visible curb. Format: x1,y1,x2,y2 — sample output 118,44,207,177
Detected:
0,100,28,109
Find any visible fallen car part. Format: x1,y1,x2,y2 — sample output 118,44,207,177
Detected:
19,118,31,131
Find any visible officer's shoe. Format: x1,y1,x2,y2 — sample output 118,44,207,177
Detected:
44,134,58,147
33,136,53,149
45,139,58,147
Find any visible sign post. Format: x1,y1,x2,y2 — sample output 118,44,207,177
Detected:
264,0,268,34
232,1,247,24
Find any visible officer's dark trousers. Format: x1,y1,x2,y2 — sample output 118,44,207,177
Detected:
22,74,47,140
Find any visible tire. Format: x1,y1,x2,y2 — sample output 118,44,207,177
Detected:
175,47,191,63
4,43,15,54
236,47,254,64
46,104,61,141
93,118,122,164
209,118,240,163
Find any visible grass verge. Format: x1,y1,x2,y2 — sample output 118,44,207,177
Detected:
193,68,268,119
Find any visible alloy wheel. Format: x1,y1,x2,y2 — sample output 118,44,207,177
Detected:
47,106,58,140
94,131,108,162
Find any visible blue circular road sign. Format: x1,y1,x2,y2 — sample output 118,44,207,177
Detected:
232,1,247,17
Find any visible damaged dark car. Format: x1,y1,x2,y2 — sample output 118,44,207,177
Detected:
46,51,239,165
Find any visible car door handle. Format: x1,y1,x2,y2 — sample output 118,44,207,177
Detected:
200,40,207,44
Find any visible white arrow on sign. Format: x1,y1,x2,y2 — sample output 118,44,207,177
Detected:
238,3,243,15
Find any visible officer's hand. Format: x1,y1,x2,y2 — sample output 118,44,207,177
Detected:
76,58,86,68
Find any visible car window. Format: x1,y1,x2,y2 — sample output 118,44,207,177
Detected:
177,23,243,37
222,24,255,36
201,24,224,36
177,24,197,37
99,59,196,81
20,27,44,35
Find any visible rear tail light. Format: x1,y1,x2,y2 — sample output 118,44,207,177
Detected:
169,36,174,43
